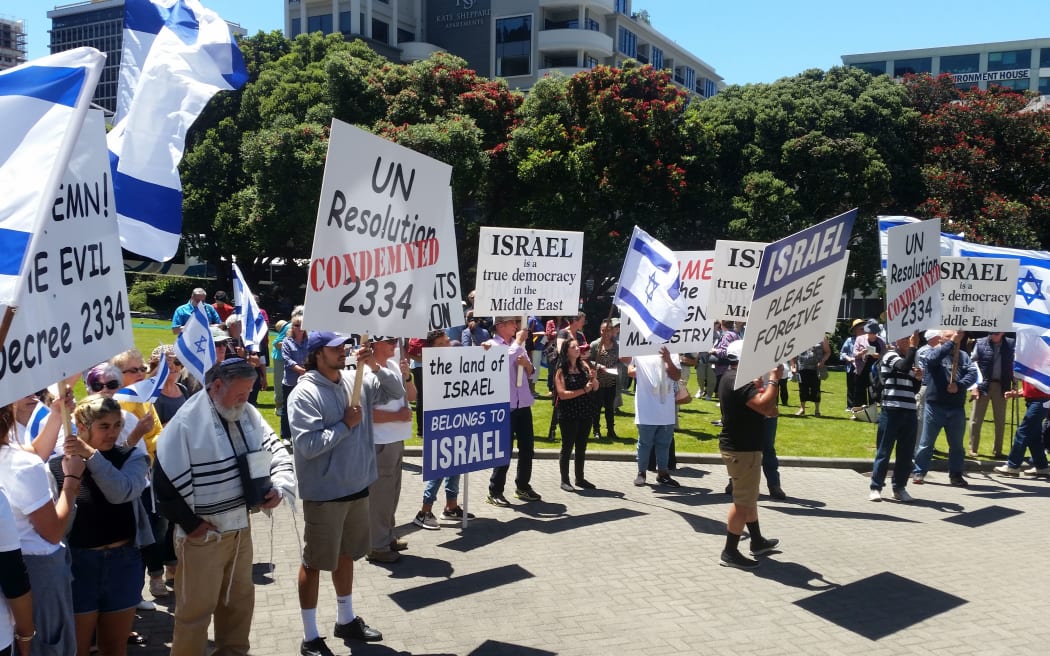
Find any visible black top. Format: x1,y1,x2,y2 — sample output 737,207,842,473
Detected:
155,383,189,424
50,447,136,548
558,369,593,420
717,369,765,452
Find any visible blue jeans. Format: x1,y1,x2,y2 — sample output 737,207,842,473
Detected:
422,475,461,505
871,406,917,490
913,402,967,476
636,424,674,473
762,417,780,488
1006,401,1049,469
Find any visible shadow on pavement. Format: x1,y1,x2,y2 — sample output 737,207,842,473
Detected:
375,554,455,580
668,508,727,536
469,640,557,655
753,557,840,591
768,506,921,523
942,504,1023,528
438,508,646,553
388,564,533,612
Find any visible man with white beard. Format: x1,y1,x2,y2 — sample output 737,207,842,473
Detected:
153,358,296,656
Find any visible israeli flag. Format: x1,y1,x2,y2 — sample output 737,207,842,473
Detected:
0,47,104,307
877,215,962,274
1014,332,1050,394
613,226,686,342
108,0,249,262
232,262,267,349
114,354,170,404
174,304,216,384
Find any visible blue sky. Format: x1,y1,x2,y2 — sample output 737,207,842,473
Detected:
16,0,1050,85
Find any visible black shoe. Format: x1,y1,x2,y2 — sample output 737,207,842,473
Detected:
724,481,733,495
656,474,680,487
719,550,759,570
486,493,511,507
301,637,336,656
749,537,781,556
949,475,968,487
441,506,475,519
575,479,596,489
768,486,786,500
515,487,542,502
334,617,382,642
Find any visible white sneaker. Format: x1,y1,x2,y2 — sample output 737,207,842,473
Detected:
868,489,882,502
892,489,914,503
694,390,704,399
994,464,1022,476
1021,466,1050,477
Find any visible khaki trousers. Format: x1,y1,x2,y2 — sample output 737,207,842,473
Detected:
969,381,1007,454
369,441,404,551
172,527,254,656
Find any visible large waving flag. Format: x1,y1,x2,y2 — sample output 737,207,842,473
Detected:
108,0,249,262
174,304,216,384
613,226,686,342
0,47,104,307
954,241,1050,335
232,262,267,349
114,354,170,403
1014,332,1050,393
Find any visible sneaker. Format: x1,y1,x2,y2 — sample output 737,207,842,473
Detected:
656,474,680,487
560,481,574,492
633,474,646,487
711,420,723,427
994,464,1022,477
1021,466,1050,477
575,479,596,489
892,488,914,503
719,550,759,570
149,577,169,598
912,473,925,485
515,487,541,502
949,475,968,487
333,616,382,642
301,637,336,656
413,511,440,530
794,408,805,416
749,537,780,556
390,537,408,551
441,506,475,519
366,549,399,564
486,494,511,507
136,600,156,611
868,489,882,502
694,390,704,399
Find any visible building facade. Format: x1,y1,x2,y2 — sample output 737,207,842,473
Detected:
843,38,1050,95
0,17,28,71
283,0,723,97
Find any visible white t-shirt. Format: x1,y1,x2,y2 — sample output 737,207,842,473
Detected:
372,357,411,446
0,445,60,556
0,491,19,650
632,353,680,426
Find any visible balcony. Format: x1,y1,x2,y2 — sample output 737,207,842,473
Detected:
537,28,613,57
539,66,591,78
538,0,615,15
399,41,443,62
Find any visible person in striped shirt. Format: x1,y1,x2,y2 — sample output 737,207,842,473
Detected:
869,331,922,503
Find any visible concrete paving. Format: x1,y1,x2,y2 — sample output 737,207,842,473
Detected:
132,453,1050,655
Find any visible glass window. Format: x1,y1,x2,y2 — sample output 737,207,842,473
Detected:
617,26,636,57
307,14,333,35
893,57,931,76
340,11,353,34
990,78,1030,92
615,0,628,14
397,28,414,44
1041,48,1050,68
496,15,532,77
705,78,718,97
1041,77,1050,95
372,19,389,42
988,49,1031,71
682,66,695,90
584,55,599,69
651,46,663,70
940,53,979,74
291,17,301,37
852,61,887,76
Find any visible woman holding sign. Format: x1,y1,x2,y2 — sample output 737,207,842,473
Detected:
555,339,599,491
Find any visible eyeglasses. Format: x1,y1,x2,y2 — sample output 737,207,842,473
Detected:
90,380,121,392
123,366,148,374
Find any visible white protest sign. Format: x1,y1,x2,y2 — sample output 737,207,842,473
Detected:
737,209,856,386
620,250,715,356
0,111,133,406
937,256,1018,331
885,218,942,342
707,240,765,324
822,250,850,335
304,119,454,337
428,193,464,331
422,345,511,479
474,227,583,317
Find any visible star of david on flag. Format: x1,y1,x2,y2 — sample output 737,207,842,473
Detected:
232,262,268,350
613,226,686,342
174,304,216,384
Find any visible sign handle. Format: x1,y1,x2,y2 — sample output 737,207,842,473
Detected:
0,306,16,355
462,472,469,529
57,379,74,446
350,334,370,407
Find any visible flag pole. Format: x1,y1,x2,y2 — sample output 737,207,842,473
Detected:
351,334,370,407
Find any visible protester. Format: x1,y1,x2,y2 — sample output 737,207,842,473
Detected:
461,310,491,346
0,489,34,656
851,320,886,411
366,337,416,564
555,338,599,491
968,332,1014,458
271,319,290,417
840,319,865,410
868,332,922,502
723,363,787,500
630,346,681,487
51,395,152,656
170,288,220,334
527,315,545,396
0,403,82,654
153,358,295,656
111,349,163,462
11,390,67,461
487,317,542,506
280,308,308,441
791,336,830,416
288,333,404,654
588,318,624,440
912,331,978,486
149,345,190,425
993,382,1050,477
695,320,721,401
717,341,781,569
711,322,742,425
211,290,234,323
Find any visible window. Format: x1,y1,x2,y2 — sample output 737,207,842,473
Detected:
584,55,599,69
939,53,979,74
291,17,301,37
1041,48,1050,68
617,26,636,57
682,66,695,90
397,28,414,44
991,78,1030,91
852,61,887,76
651,46,663,70
372,19,389,43
704,78,718,98
307,14,333,35
988,49,1031,71
615,0,629,14
495,15,532,77
893,57,931,77
340,11,353,34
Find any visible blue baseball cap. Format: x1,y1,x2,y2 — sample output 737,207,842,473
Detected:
307,331,353,354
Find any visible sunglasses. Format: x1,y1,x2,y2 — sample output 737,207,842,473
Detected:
123,366,148,374
90,380,122,392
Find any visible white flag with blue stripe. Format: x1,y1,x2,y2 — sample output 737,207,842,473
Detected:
108,0,249,262
953,241,1050,335
878,215,962,274
1014,332,1050,394
0,47,104,307
174,304,216,384
613,226,686,342
113,354,170,403
232,262,267,349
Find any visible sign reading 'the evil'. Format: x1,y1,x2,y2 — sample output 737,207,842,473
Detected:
620,250,715,356
937,256,1018,331
707,240,765,324
473,227,583,317
885,218,942,342
423,345,511,479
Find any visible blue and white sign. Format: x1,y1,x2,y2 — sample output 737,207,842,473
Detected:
422,345,511,479
736,209,856,386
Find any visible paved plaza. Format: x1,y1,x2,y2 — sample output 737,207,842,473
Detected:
132,452,1050,655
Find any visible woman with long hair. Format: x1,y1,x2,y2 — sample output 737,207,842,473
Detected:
555,339,599,491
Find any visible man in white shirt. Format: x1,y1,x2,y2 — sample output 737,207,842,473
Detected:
629,346,681,487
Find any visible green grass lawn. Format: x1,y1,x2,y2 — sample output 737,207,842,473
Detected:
133,318,1013,461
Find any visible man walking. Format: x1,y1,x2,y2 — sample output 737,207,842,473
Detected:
968,332,1014,458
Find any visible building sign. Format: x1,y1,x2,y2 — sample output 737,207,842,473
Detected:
951,69,1030,84
425,0,492,76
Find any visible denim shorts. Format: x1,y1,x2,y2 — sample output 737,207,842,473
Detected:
70,544,143,614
